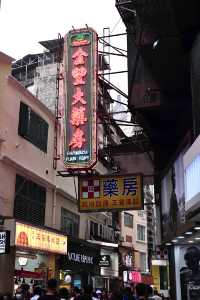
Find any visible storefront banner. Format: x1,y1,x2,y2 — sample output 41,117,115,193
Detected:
68,251,94,264
15,223,67,254
0,231,10,254
60,239,100,274
79,174,143,212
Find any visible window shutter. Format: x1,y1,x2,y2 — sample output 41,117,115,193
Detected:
14,174,46,226
40,119,49,152
18,102,28,137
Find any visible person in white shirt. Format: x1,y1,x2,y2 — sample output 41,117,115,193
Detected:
31,287,42,300
152,290,162,300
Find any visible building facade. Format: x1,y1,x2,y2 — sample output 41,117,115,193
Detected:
116,0,200,299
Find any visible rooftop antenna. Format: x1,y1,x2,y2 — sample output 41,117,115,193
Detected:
85,24,89,29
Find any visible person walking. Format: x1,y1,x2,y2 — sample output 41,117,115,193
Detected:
79,285,94,300
38,279,59,300
31,287,42,300
59,288,69,300
151,290,161,300
135,283,146,300
146,286,154,300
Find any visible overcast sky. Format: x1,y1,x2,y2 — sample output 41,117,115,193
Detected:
0,0,130,133
0,0,126,60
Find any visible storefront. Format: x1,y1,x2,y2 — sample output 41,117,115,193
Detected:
119,245,134,287
59,238,100,289
14,222,68,291
95,247,118,291
171,227,200,300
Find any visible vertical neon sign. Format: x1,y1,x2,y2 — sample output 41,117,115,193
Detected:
64,28,98,169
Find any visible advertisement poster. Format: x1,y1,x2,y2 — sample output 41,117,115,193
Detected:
176,245,200,300
161,148,187,240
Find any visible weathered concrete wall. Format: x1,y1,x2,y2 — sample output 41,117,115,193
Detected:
34,63,57,112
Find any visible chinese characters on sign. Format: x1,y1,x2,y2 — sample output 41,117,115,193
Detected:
15,223,67,254
79,174,143,212
64,28,98,169
0,231,10,254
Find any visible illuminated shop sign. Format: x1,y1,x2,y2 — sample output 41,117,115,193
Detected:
68,251,94,264
15,223,67,254
99,255,111,267
0,231,10,254
63,28,98,169
79,174,143,212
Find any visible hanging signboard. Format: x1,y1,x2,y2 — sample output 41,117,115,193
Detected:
63,28,98,170
99,255,111,267
0,231,10,254
15,223,67,255
79,174,143,212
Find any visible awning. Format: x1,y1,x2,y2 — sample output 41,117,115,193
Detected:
15,269,43,279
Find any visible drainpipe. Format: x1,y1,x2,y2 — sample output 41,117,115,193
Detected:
52,188,57,228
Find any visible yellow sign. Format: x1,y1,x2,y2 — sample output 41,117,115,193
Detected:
79,174,143,212
15,223,67,254
152,265,160,291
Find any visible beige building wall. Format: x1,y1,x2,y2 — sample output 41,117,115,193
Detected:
0,62,56,224
121,209,148,272
133,210,148,272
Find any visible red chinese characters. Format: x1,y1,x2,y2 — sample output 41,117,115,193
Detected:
72,48,88,65
72,87,86,105
69,43,89,151
70,107,87,127
72,66,87,85
69,128,86,149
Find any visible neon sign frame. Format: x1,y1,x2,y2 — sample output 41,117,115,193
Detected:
63,28,98,170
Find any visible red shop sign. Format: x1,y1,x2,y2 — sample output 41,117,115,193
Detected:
63,28,98,170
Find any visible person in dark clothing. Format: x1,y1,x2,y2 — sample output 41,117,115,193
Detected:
38,279,59,300
80,285,93,300
135,283,146,300
146,286,154,300
59,288,69,300
122,287,135,300
73,287,82,300
31,287,42,300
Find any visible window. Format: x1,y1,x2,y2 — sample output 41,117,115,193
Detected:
140,252,147,272
18,102,49,152
124,212,133,228
61,208,79,237
138,211,145,217
14,174,46,226
137,224,146,241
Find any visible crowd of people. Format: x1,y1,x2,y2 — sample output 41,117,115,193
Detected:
2,279,168,300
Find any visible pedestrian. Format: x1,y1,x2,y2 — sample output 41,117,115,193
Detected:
146,286,154,300
20,284,31,300
31,287,42,300
101,290,108,300
122,287,135,300
79,285,93,300
38,279,59,300
95,290,102,300
70,286,81,300
151,290,161,300
59,288,69,300
135,283,146,300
